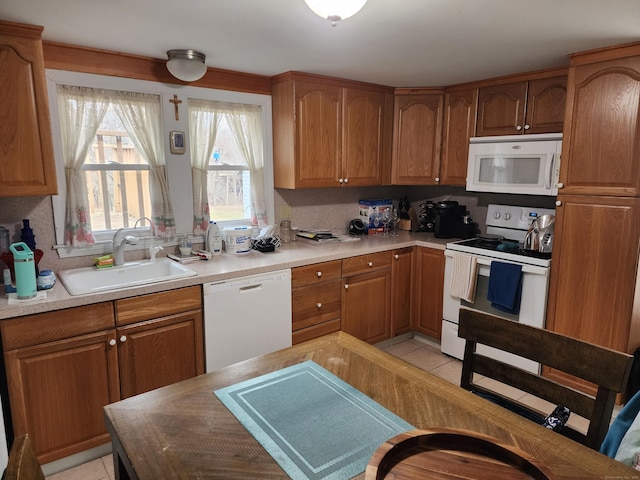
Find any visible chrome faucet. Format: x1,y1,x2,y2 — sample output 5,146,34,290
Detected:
112,228,139,266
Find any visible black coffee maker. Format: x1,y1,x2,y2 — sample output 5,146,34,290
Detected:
435,201,474,238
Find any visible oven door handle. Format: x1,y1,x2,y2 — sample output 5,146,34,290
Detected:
445,250,549,276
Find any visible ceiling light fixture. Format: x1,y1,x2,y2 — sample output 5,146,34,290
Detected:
166,49,207,82
304,0,368,26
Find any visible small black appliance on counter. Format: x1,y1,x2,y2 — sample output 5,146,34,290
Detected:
434,201,476,239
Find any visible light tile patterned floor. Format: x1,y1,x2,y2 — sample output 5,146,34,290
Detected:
45,336,614,479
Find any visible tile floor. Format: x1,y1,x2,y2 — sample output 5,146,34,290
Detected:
44,336,610,479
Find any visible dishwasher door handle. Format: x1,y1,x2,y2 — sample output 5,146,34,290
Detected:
239,284,262,292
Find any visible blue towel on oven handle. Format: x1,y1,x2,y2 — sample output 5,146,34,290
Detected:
487,261,523,314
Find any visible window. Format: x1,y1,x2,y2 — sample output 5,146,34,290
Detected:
189,99,266,234
46,70,274,258
84,108,153,232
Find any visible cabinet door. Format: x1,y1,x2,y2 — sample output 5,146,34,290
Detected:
391,94,443,185
413,247,445,339
342,269,391,344
476,82,527,136
559,57,640,196
117,310,204,399
342,88,385,186
546,196,640,352
391,248,414,336
525,76,567,134
0,21,57,197
440,88,477,185
295,82,342,187
5,330,120,463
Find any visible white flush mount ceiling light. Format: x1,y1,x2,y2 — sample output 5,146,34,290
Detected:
166,49,207,82
304,0,368,26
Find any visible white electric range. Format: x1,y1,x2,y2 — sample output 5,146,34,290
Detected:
441,204,555,373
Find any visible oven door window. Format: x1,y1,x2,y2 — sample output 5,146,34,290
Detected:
461,273,519,322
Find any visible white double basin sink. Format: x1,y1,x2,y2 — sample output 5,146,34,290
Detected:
58,258,197,296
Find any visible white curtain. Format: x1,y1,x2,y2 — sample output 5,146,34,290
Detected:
57,85,109,246
188,98,221,234
226,104,267,227
111,91,175,238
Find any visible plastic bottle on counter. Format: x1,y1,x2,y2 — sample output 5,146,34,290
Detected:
206,221,222,256
10,242,36,299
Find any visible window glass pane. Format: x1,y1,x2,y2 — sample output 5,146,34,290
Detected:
207,170,251,221
84,105,151,232
210,116,246,167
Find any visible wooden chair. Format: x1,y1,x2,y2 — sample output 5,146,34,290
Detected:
458,309,634,450
4,435,44,480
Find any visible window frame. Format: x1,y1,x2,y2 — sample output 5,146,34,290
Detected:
46,69,274,258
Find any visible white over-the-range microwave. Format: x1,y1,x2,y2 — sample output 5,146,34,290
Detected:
466,133,562,196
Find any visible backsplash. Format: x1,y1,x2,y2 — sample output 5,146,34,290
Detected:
0,186,556,275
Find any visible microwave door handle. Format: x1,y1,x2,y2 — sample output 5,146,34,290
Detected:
545,153,554,189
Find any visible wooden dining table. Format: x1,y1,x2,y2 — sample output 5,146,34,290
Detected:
104,332,639,479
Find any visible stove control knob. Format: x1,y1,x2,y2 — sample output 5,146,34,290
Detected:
503,213,511,220
493,212,501,219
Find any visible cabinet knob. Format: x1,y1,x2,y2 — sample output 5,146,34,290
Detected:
109,339,116,346
555,200,562,207
343,178,349,184
557,182,564,189
317,303,322,309
434,177,440,183
338,178,343,184
368,261,373,267
516,125,522,131
120,335,127,343
524,124,531,130
344,284,349,289
317,271,322,277
394,254,399,259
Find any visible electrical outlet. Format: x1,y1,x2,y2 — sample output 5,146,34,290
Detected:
280,205,292,221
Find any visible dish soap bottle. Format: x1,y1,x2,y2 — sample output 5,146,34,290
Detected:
206,221,222,256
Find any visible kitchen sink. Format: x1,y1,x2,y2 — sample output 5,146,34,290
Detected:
58,258,197,296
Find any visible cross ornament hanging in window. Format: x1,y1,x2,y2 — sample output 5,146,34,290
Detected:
169,94,182,121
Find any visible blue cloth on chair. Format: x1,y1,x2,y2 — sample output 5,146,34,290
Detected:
600,389,640,458
487,261,523,314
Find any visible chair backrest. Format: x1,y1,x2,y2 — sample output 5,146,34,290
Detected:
4,435,44,480
458,309,634,450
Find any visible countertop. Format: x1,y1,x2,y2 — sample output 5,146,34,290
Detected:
0,232,449,320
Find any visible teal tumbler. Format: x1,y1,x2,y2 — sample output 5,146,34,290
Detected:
9,242,36,299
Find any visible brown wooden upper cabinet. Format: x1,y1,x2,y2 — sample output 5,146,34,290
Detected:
0,21,58,197
476,76,567,136
391,90,444,185
440,87,478,186
558,48,640,197
272,72,393,188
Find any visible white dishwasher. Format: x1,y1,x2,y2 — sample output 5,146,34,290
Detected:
203,269,292,372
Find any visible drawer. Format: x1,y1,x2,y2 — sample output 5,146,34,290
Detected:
116,285,202,326
292,260,342,288
292,280,341,330
1,302,115,351
341,251,391,276
292,319,341,345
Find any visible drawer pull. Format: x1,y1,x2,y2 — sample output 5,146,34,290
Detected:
344,284,349,289
120,335,127,343
317,271,322,278
368,262,373,267
317,303,322,309
109,339,116,346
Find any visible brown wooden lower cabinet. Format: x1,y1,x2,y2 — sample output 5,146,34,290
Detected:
1,286,204,463
413,247,445,339
391,247,414,336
